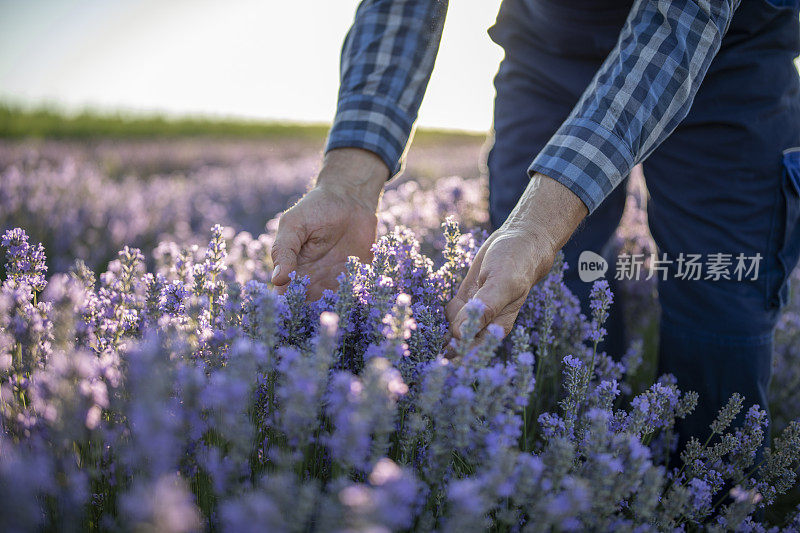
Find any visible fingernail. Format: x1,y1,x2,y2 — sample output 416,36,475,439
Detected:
271,265,281,282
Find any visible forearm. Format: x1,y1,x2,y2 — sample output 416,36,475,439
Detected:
502,172,588,252
530,0,740,214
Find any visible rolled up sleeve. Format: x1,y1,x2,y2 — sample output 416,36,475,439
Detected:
529,0,740,213
326,0,448,176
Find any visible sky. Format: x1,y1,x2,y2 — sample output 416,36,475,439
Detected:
0,0,504,132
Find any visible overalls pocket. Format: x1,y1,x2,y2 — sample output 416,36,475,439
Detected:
769,148,800,308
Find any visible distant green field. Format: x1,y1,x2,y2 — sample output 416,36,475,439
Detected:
0,104,484,145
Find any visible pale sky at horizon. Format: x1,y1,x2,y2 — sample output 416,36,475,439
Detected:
0,0,504,132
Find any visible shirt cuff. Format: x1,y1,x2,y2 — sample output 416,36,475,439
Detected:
325,93,416,178
528,117,635,214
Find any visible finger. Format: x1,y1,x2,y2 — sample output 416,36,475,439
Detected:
446,247,488,339
271,219,305,286
488,312,520,339
452,276,512,338
445,297,467,339
444,342,459,360
452,246,486,304
441,331,458,359
478,320,508,340
472,280,516,333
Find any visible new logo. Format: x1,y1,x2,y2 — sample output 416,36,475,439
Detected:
578,250,608,282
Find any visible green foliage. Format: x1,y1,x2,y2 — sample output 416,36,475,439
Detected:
0,103,483,144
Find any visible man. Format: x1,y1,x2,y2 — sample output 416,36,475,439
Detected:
271,0,800,448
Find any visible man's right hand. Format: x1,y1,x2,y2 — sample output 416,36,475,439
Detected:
270,148,389,300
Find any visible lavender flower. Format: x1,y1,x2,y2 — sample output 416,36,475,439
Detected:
588,279,614,343
2,228,47,293
0,178,799,530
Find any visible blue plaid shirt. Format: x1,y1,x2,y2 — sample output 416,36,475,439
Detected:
326,0,740,213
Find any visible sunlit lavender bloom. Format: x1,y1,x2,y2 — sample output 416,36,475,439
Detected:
2,228,47,292
730,486,764,506
159,279,189,316
277,273,314,347
0,283,52,373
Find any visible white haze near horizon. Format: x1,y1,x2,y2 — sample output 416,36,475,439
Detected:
0,0,504,132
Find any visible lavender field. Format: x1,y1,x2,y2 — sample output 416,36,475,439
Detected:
0,137,486,273
2,137,800,531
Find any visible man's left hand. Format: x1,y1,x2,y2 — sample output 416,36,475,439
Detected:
445,225,556,339
445,173,589,341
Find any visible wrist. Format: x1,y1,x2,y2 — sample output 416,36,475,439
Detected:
501,172,588,252
316,148,388,211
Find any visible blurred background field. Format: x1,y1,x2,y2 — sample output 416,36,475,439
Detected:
0,104,487,146
0,105,488,273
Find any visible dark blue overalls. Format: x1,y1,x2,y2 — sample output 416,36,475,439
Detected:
487,0,800,450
